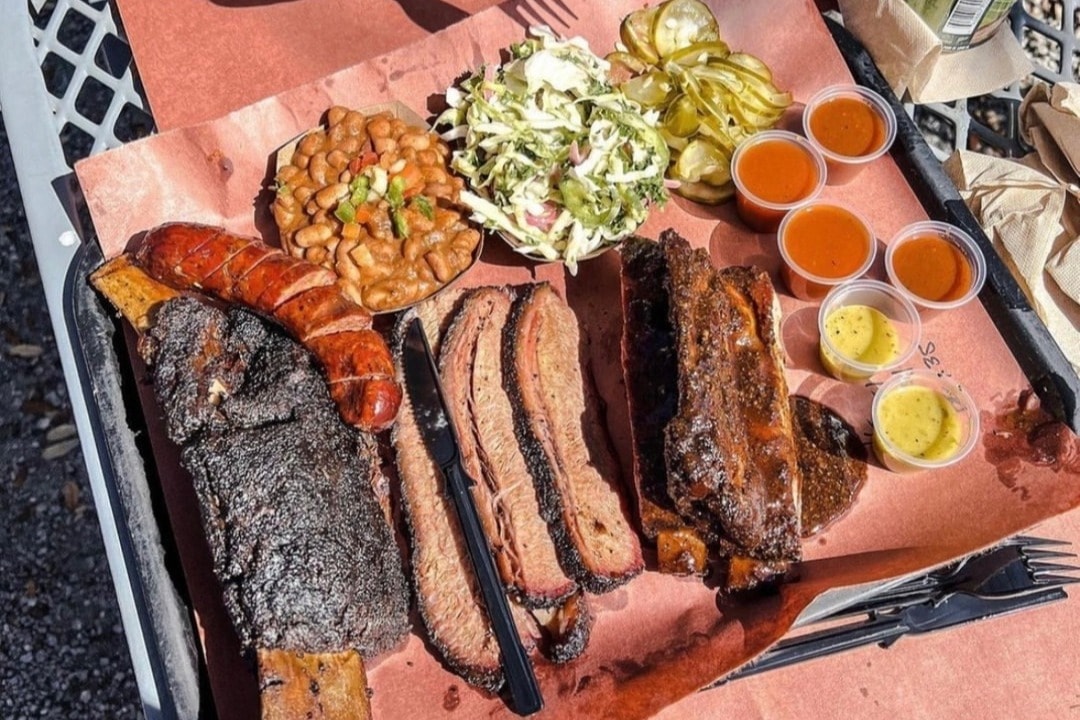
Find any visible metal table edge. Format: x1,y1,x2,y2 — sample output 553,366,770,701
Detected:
0,4,176,718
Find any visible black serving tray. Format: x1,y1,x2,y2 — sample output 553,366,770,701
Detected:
825,16,1080,431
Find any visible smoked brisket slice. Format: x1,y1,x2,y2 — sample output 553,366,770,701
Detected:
505,283,643,593
440,288,577,608
145,298,409,654
391,294,503,692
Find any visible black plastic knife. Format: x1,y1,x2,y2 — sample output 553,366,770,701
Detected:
729,584,1066,681
402,317,543,716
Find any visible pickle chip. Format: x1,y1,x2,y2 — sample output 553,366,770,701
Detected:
674,180,734,204
605,51,649,85
621,6,660,65
724,52,774,82
621,70,674,109
663,94,700,138
666,40,732,67
653,0,721,58
673,139,731,186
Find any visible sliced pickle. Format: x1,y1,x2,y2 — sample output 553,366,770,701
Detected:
621,70,674,108
675,179,734,204
621,6,660,64
729,100,784,132
606,51,648,74
672,138,731,186
723,52,774,82
696,119,738,154
666,41,732,68
663,94,700,137
653,0,721,59
606,51,648,85
609,0,791,206
670,64,730,131
696,64,793,109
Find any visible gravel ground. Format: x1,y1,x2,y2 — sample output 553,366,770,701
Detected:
0,115,141,717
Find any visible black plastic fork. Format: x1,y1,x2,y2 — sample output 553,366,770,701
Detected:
718,536,1079,685
830,536,1079,620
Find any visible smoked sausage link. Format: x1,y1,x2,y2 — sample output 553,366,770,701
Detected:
134,222,401,431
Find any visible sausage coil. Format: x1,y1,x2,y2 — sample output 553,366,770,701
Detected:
134,222,401,431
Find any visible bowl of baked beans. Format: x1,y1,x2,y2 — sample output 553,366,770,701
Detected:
272,103,483,313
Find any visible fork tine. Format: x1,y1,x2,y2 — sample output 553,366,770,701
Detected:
1020,548,1078,560
1032,574,1080,588
531,0,572,30
1029,561,1080,575
514,4,546,30
502,4,531,31
548,0,579,21
1010,535,1072,548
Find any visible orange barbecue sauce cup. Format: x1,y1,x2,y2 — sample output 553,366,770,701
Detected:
885,220,987,313
778,201,876,300
731,130,827,233
803,85,897,186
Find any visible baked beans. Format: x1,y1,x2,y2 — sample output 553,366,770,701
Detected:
273,107,480,312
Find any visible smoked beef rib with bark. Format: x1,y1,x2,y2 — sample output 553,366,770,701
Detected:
620,233,802,590
143,297,410,653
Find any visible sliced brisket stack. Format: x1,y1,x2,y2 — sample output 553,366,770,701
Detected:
391,293,505,691
392,283,635,690
621,232,803,590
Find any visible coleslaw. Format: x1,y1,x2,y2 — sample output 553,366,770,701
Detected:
435,27,669,273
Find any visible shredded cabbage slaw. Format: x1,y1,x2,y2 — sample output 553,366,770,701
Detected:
435,27,669,273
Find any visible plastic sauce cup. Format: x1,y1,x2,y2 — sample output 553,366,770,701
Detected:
731,130,827,233
778,201,876,300
872,370,980,473
803,85,897,186
818,279,921,381
885,220,987,313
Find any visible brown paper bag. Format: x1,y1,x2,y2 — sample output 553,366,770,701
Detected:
944,148,1080,373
